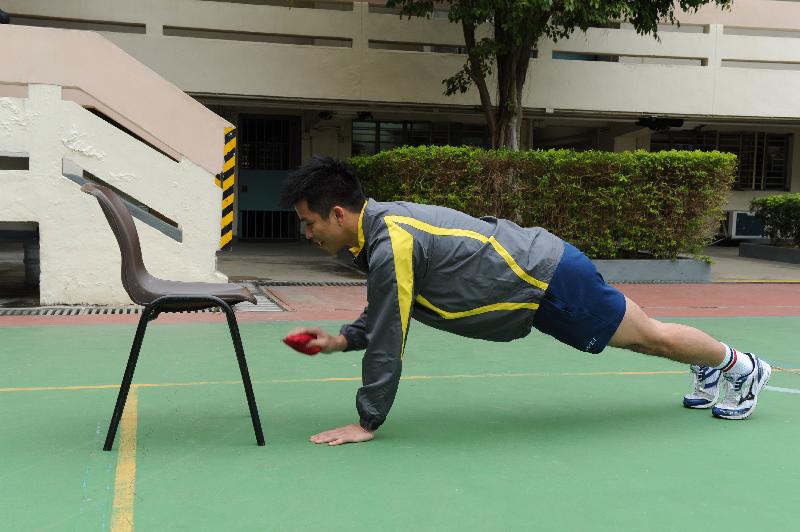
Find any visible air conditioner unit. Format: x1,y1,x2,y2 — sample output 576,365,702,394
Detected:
727,211,765,239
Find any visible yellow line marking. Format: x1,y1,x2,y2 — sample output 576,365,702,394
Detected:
0,370,698,394
6,366,800,395
111,386,138,532
220,231,233,248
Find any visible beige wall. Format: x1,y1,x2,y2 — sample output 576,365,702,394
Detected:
0,24,234,304
0,86,227,305
5,0,800,119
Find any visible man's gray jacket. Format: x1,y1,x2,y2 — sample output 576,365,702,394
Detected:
340,199,565,431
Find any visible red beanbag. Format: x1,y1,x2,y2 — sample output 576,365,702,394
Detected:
282,333,321,355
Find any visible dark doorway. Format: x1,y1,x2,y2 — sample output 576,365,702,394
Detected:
0,223,39,308
237,115,302,240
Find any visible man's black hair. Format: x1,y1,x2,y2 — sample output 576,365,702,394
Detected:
279,155,365,217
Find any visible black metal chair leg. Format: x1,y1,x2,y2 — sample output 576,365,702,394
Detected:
219,302,265,446
103,305,155,451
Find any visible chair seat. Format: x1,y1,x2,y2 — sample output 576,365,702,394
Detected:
136,276,257,310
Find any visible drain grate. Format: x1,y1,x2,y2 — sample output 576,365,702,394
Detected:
258,280,367,287
0,306,223,317
0,284,326,317
236,282,286,312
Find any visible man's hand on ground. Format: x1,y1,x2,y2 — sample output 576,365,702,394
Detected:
286,326,347,353
310,423,374,446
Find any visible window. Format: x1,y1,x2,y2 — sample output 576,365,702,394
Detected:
352,120,490,155
650,130,792,191
552,51,619,62
239,116,300,170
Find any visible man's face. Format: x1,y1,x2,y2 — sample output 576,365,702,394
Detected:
295,199,347,256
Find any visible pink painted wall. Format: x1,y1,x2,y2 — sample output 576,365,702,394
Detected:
0,24,232,175
676,0,799,30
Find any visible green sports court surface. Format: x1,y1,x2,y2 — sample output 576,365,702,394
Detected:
2,317,798,531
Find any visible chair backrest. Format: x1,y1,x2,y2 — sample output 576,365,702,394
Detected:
82,183,151,305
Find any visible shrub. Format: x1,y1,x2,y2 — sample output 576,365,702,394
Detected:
350,146,736,259
750,193,800,246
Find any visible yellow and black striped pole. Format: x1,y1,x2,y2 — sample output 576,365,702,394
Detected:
218,127,236,250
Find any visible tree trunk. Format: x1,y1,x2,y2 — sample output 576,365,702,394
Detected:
491,13,533,151
462,19,496,145
493,60,530,150
512,42,531,150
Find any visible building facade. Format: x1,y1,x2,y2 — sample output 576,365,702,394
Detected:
4,0,800,242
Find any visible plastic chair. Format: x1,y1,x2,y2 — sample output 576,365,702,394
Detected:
81,183,265,450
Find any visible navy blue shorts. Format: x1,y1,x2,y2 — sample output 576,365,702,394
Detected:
532,242,627,354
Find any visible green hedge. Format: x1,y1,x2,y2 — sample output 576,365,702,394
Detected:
350,146,736,259
751,193,800,246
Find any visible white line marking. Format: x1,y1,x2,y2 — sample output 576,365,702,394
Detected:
766,385,800,394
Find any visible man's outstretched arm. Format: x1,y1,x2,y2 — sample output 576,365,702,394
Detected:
311,230,418,445
285,325,348,353
340,307,368,351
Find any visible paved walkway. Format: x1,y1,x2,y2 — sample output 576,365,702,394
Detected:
216,241,366,283
215,240,800,284
704,244,800,282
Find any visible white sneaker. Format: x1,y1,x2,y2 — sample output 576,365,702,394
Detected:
712,353,771,420
683,365,722,409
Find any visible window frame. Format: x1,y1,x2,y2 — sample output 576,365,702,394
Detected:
650,130,792,191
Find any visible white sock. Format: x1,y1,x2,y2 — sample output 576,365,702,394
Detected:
714,343,754,376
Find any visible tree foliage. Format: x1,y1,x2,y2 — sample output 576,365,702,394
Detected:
751,194,800,246
385,0,732,149
351,146,736,258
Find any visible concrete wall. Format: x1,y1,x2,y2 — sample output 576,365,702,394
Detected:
4,0,800,119
0,24,233,305
0,86,226,305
